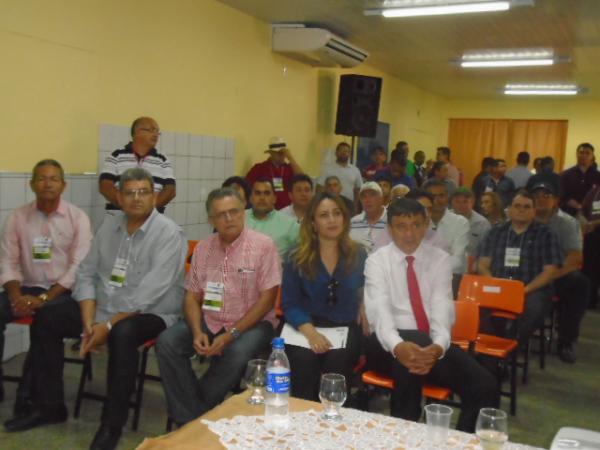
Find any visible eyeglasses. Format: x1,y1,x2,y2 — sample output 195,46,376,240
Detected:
327,279,339,307
211,208,243,221
139,127,161,135
511,203,533,210
533,192,553,199
122,189,153,199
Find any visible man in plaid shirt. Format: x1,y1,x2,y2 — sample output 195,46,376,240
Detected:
478,189,562,343
156,187,281,426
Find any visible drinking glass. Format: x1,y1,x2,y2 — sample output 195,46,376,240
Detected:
424,403,453,445
319,373,347,421
244,359,267,405
476,408,509,450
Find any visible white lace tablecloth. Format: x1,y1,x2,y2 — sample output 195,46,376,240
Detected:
202,407,542,450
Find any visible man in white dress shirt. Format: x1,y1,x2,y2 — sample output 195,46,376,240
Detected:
364,198,498,432
424,179,469,295
279,174,313,222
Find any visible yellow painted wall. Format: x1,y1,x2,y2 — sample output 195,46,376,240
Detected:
0,0,448,177
447,98,600,170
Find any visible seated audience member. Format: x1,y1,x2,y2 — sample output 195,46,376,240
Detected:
436,146,461,186
376,149,416,189
0,160,92,411
318,142,363,211
222,176,251,209
580,183,600,309
246,137,304,210
156,188,281,426
282,192,367,401
478,190,561,344
429,161,457,197
472,157,496,210
451,188,491,273
4,168,186,450
506,151,533,189
413,150,427,187
245,178,300,257
526,156,561,195
280,174,314,222
99,116,175,214
350,182,388,254
375,190,450,253
365,198,499,432
362,146,388,181
324,175,356,216
484,159,515,208
480,191,506,226
374,171,393,206
532,183,589,363
391,184,411,200
423,180,469,294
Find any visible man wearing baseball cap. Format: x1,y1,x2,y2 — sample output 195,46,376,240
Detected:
532,182,589,363
246,137,304,210
350,182,387,255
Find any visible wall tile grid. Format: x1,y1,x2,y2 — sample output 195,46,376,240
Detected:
1,124,235,361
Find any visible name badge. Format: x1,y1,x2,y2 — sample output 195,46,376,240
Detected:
504,247,521,268
109,257,128,287
273,177,284,192
592,200,600,215
203,281,224,311
484,186,493,193
32,237,52,263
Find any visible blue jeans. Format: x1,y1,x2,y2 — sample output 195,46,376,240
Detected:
156,320,274,424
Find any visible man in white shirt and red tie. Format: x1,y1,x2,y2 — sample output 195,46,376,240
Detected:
364,198,498,432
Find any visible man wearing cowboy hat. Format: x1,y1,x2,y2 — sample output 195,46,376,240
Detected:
246,137,305,210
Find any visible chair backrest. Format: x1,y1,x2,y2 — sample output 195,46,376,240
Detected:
451,300,479,342
187,240,200,263
274,286,283,318
457,274,525,315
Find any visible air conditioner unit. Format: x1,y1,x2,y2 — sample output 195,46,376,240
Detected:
272,25,368,68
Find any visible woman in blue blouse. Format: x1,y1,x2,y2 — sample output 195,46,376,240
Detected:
282,192,367,401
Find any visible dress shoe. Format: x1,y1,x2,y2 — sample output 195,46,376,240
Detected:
558,342,576,364
13,398,34,417
90,424,122,450
4,410,67,432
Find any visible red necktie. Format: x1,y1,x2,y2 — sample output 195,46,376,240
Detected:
405,256,430,334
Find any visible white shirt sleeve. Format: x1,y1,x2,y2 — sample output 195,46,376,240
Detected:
449,215,470,273
364,251,403,354
427,252,454,351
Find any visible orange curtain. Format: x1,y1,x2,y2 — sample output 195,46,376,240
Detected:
448,119,568,186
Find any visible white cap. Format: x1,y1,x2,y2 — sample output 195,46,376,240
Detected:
267,137,287,152
359,181,383,196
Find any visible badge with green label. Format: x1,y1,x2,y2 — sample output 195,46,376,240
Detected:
504,247,521,268
203,281,224,311
32,237,52,263
109,257,128,287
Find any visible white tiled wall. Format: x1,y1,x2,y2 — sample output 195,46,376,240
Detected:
1,124,236,361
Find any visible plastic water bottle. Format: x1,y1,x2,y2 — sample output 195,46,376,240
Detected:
265,337,290,429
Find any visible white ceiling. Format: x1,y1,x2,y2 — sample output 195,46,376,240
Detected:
218,0,600,99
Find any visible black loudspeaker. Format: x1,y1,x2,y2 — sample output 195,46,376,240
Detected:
335,75,382,138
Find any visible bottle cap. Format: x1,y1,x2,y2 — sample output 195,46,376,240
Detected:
272,337,285,349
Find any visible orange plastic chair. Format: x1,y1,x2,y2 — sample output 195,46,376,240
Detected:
361,300,480,408
186,240,199,263
274,286,283,318
457,274,525,415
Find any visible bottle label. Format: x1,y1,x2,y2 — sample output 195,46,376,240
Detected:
266,370,290,394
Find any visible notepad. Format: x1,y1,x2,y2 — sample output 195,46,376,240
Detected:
280,323,349,350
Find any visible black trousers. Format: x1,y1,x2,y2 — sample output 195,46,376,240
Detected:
366,331,499,433
583,227,600,308
0,287,73,400
286,321,361,402
554,271,589,344
30,300,165,427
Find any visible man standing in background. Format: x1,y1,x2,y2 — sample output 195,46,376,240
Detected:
507,151,533,189
318,142,363,211
246,137,304,210
99,116,176,214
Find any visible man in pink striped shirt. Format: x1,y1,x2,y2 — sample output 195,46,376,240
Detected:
156,187,281,426
0,159,92,416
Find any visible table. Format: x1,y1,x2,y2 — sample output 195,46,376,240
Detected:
136,392,543,450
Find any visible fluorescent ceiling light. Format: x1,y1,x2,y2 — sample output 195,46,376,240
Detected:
503,84,581,96
372,1,511,18
460,48,556,68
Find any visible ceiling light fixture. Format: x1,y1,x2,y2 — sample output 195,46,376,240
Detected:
364,0,534,18
460,48,556,68
503,83,582,96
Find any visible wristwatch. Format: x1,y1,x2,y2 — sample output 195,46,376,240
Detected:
229,327,241,339
38,293,49,304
